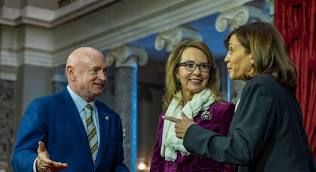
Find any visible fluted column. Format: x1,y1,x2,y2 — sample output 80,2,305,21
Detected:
107,45,148,172
155,26,202,52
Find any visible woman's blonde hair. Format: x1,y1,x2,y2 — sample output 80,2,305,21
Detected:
225,22,297,93
162,40,221,111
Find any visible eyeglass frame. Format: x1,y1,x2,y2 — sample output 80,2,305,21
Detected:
177,61,213,72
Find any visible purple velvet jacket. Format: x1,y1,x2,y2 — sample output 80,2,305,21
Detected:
150,101,235,172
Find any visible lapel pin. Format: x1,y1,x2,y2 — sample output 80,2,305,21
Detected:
105,116,109,120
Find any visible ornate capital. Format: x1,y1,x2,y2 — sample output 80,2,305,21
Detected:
215,5,271,32
266,0,275,18
155,27,202,52
107,45,148,68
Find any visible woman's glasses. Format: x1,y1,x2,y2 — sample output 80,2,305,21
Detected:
178,61,211,72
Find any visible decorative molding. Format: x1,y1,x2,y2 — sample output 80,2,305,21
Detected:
266,0,274,19
0,50,20,67
248,5,271,23
0,25,54,67
0,65,17,81
0,49,53,67
1,0,256,67
107,45,148,68
155,27,202,52
215,5,271,32
215,5,249,32
23,49,54,67
0,0,117,27
0,72,16,81
0,7,21,20
23,6,55,21
52,0,253,66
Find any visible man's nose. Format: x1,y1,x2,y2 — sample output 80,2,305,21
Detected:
98,71,106,81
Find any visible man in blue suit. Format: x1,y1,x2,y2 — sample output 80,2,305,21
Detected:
12,47,129,172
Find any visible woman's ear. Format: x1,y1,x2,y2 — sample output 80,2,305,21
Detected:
175,67,180,79
248,54,256,77
248,54,255,67
175,70,181,86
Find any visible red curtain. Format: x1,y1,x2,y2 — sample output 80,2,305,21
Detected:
275,0,316,158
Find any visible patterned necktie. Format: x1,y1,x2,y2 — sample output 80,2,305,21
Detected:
84,104,98,162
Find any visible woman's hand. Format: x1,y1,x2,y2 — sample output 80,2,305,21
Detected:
163,114,195,139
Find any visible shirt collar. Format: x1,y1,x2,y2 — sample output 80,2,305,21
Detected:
67,85,95,112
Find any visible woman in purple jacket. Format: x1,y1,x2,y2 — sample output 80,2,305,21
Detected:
150,40,235,172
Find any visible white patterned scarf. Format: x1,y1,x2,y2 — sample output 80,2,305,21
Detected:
160,89,215,161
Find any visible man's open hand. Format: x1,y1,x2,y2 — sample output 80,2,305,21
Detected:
36,141,68,172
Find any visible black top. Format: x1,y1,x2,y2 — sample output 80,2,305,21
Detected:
184,74,315,172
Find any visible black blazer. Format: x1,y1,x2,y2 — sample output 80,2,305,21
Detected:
183,74,315,172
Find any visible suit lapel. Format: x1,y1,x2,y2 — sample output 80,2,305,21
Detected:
62,90,93,162
95,102,110,167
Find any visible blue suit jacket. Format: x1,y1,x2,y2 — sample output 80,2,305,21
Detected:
12,89,129,172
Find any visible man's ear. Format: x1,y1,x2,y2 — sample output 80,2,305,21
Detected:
66,66,75,81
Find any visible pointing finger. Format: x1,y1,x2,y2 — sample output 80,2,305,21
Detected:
162,116,180,123
181,113,190,120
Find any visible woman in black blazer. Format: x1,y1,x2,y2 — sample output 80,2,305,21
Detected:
164,22,315,172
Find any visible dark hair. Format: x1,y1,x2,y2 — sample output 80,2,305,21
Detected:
162,40,221,111
225,22,297,93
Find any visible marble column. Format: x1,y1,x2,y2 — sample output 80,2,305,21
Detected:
0,25,54,171
0,79,16,172
155,26,202,52
16,64,53,115
107,45,148,172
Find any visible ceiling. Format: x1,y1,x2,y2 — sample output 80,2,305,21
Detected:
0,0,121,27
